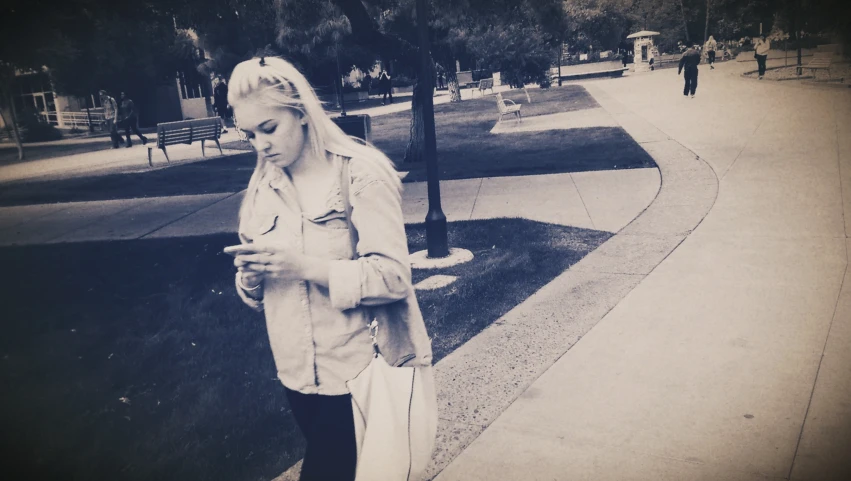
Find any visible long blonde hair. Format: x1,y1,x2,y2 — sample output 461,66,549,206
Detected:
227,56,401,226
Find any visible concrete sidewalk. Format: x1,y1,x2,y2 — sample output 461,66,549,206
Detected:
435,55,851,480
0,167,659,246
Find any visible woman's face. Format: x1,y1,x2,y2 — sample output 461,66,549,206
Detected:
234,99,308,169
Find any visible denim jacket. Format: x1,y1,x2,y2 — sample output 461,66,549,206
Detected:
236,153,433,395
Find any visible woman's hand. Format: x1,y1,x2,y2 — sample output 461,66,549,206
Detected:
234,244,308,282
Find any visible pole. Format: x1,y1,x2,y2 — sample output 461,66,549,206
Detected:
557,40,563,87
416,0,448,258
336,44,347,117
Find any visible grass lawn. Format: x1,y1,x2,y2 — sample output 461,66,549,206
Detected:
0,85,654,207
0,153,258,207
372,85,655,182
0,218,610,481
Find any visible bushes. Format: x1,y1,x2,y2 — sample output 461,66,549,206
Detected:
18,109,62,143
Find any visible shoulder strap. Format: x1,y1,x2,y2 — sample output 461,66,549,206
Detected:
340,156,359,259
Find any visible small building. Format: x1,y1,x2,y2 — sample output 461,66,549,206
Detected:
627,30,661,73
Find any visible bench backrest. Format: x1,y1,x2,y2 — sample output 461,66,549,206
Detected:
157,117,222,147
479,78,494,90
807,56,832,68
495,93,508,113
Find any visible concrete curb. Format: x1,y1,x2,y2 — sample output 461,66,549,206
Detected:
274,86,719,481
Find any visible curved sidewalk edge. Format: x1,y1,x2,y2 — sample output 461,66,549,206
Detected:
275,88,718,481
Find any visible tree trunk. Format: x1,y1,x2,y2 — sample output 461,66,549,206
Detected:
678,0,691,43
5,91,24,160
445,69,461,103
704,0,711,46
404,75,427,163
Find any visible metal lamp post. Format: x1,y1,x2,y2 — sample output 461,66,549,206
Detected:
416,0,448,258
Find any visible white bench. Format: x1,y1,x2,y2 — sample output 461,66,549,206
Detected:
477,78,495,96
805,52,833,80
496,93,522,123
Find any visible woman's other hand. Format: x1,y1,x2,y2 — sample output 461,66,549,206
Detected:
234,244,329,284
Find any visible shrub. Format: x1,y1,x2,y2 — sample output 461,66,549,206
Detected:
19,109,62,142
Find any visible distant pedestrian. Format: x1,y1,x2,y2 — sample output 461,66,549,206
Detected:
705,35,717,69
99,90,124,149
754,34,770,79
214,78,230,133
378,71,393,105
437,72,445,90
362,73,372,96
117,92,148,147
678,46,701,98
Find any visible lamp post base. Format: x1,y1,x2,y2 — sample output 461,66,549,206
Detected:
425,209,449,258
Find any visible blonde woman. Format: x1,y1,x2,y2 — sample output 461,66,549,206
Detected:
222,56,433,481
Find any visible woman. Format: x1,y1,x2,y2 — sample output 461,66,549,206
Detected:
705,35,717,69
754,34,770,79
224,56,433,481
378,71,393,105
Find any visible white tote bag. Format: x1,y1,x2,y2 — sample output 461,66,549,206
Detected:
346,322,437,481
339,157,437,480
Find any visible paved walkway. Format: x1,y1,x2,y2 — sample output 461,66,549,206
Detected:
435,55,851,480
0,167,659,246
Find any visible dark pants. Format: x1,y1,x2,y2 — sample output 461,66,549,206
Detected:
122,116,147,145
683,68,698,96
215,104,229,120
285,388,357,481
383,89,393,104
755,54,768,76
708,51,716,65
106,119,124,148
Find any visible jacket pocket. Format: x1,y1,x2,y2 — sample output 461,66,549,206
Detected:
253,215,278,237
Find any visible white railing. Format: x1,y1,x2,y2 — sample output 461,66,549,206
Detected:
41,109,107,130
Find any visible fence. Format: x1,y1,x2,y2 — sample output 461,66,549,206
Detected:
40,109,107,130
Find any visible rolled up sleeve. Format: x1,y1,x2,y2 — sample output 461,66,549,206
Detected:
234,230,264,311
327,169,412,311
235,273,264,311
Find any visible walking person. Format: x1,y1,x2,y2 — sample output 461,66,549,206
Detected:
224,56,436,481
754,34,770,79
117,92,148,147
705,35,718,69
361,73,372,97
99,90,124,149
378,71,393,105
678,45,701,98
214,78,230,133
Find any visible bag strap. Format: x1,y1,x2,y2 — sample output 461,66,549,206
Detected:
340,155,358,256
339,155,380,353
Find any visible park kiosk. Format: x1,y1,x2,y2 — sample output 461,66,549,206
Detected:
627,30,661,73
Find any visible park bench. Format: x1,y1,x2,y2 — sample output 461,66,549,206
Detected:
147,117,223,167
495,93,522,123
477,78,495,96
805,52,833,80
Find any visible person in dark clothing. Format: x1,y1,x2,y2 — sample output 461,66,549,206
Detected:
378,71,393,105
117,92,148,147
754,34,770,79
213,79,230,133
678,47,701,98
362,73,372,96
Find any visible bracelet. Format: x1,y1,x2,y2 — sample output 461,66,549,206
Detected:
237,272,262,292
